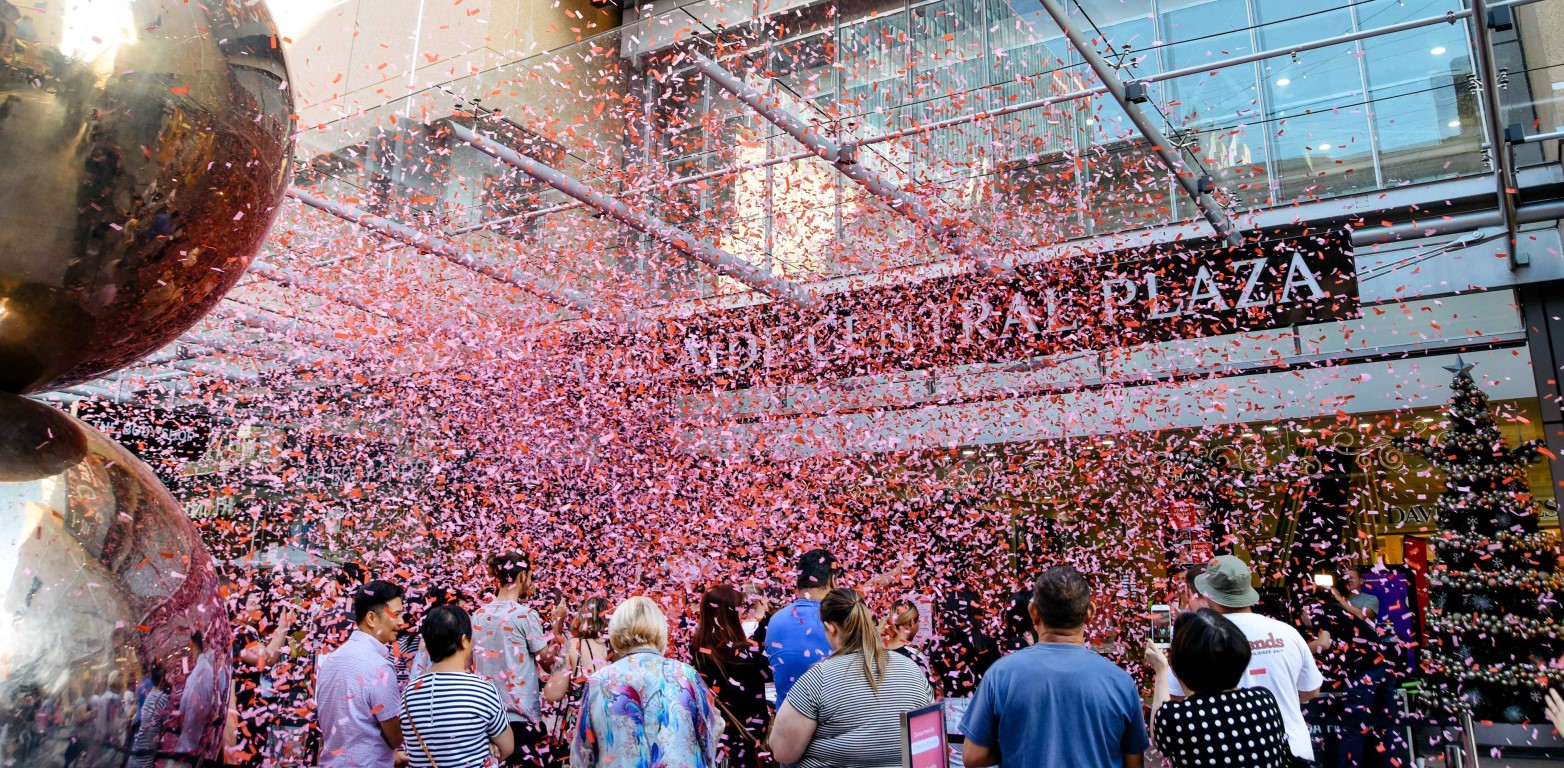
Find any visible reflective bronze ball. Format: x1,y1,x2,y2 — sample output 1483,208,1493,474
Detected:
0,0,294,394
0,393,231,766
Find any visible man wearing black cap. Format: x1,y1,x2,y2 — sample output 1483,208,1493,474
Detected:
763,549,837,704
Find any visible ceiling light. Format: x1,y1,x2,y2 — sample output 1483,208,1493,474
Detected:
1297,427,1314,434
1276,78,1291,87
1421,417,1437,423
1262,425,1280,432
1430,46,1447,55
1447,119,1461,128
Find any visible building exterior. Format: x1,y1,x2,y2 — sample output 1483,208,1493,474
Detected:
282,0,1564,569
28,0,1555,583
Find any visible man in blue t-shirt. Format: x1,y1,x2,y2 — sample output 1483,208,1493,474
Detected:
962,565,1148,768
763,549,837,703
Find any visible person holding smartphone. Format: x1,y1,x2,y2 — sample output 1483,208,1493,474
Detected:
1145,610,1289,768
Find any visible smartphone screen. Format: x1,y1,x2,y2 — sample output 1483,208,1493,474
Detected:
1312,573,1334,588
1150,604,1173,648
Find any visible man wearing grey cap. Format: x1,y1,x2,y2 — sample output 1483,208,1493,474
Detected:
1169,555,1323,766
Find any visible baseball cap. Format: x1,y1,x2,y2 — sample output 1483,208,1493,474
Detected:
1194,555,1260,608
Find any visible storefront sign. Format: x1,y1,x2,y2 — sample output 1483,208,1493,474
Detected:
75,399,212,486
659,231,1356,389
1376,499,1560,534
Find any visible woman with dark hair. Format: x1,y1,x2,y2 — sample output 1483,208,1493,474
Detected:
544,597,611,740
1145,608,1289,767
126,666,170,768
770,588,932,768
690,585,774,768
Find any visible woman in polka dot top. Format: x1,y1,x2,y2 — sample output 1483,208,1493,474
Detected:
1145,609,1291,768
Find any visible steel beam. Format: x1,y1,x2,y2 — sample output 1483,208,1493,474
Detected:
286,188,603,315
212,304,353,359
249,260,412,328
448,123,812,303
1351,198,1564,245
1469,0,1522,267
690,53,1006,274
1034,0,1242,246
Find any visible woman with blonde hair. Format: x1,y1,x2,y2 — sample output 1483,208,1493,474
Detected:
770,589,933,768
570,596,722,767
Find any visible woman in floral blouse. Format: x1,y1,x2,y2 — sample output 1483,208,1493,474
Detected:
571,596,723,768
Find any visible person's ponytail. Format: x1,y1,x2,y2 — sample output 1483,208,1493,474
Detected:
821,588,889,691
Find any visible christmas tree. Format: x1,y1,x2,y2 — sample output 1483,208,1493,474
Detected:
1403,358,1563,723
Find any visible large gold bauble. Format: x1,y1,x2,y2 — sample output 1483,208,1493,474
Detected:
0,0,294,394
0,393,231,766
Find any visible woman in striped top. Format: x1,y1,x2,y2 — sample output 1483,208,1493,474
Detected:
126,666,170,768
769,588,934,768
400,605,515,768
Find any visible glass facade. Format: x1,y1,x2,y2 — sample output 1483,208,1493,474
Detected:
288,0,1550,305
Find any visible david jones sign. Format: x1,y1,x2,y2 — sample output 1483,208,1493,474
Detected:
656,230,1358,389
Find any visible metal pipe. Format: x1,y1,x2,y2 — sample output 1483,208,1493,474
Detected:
690,53,1005,274
286,187,601,315
449,122,812,303
132,345,204,369
1036,0,1242,246
166,357,264,383
211,304,353,358
179,331,274,360
250,260,411,328
1469,0,1521,267
448,149,819,236
1514,129,1564,146
1350,198,1564,245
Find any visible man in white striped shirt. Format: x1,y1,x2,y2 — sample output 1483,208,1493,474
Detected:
401,605,514,768
317,580,407,768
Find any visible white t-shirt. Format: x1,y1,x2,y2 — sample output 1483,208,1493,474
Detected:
1167,611,1323,761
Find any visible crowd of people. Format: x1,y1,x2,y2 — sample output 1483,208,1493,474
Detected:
97,548,1424,768
265,550,1408,768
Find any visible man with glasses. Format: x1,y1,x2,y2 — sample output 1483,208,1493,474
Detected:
316,580,408,767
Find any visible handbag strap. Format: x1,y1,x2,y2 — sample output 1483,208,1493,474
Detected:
709,681,764,749
551,639,587,740
404,691,439,768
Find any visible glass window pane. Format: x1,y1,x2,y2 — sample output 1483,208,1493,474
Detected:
1257,0,1372,199
1161,0,1258,130
1359,0,1483,183
1084,143,1174,232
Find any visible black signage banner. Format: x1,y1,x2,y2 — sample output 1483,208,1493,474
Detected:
657,230,1357,390
75,399,213,487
